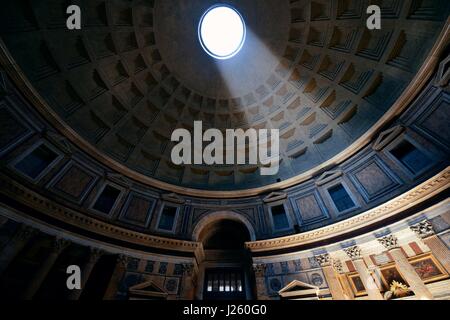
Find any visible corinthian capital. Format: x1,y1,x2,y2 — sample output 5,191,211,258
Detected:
343,246,362,260
378,235,399,251
88,247,105,263
52,238,71,254
14,225,38,242
182,263,195,276
252,264,266,277
410,220,435,239
314,253,331,267
116,254,131,267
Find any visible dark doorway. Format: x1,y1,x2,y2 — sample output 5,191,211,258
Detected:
198,218,254,300
203,268,246,300
80,254,117,300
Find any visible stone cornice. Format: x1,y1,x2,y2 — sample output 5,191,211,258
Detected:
0,174,201,255
246,167,450,253
0,22,448,198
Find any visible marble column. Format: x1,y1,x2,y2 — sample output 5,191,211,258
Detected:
252,264,268,300
23,237,71,300
180,263,196,300
103,254,130,300
333,259,354,300
364,256,384,291
411,220,450,274
68,248,104,300
378,235,433,300
344,246,383,300
0,225,37,276
315,254,347,300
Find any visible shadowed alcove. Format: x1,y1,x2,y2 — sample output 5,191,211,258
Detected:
197,218,254,300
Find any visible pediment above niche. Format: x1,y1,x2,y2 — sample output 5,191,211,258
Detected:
372,125,405,151
436,54,450,87
278,280,319,297
128,280,168,300
45,130,72,154
0,71,7,95
106,172,132,186
162,192,185,204
315,170,342,186
263,192,287,203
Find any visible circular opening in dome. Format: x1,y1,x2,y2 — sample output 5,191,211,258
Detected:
198,5,246,60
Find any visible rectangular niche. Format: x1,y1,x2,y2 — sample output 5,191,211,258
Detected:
327,183,357,214
386,136,434,177
91,184,123,215
413,91,450,150
11,142,61,182
348,156,402,203
0,103,32,156
119,192,156,228
157,205,179,233
290,190,330,226
48,161,98,204
269,204,291,232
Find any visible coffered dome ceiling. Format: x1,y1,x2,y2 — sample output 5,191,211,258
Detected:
0,0,448,192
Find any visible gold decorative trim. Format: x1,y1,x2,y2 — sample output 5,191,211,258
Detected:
0,168,448,256
0,174,201,254
245,168,450,252
0,23,448,198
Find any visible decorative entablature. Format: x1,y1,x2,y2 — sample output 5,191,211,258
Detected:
0,174,202,257
252,264,267,277
246,168,450,253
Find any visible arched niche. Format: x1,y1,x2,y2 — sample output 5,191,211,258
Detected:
192,211,257,243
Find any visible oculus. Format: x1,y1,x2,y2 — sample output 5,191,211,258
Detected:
198,5,246,60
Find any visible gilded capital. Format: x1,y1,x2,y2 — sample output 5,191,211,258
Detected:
343,246,362,260
52,237,71,253
314,253,331,267
14,225,37,242
378,235,399,251
117,254,131,267
252,264,266,277
410,220,435,239
88,247,105,263
182,263,195,276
